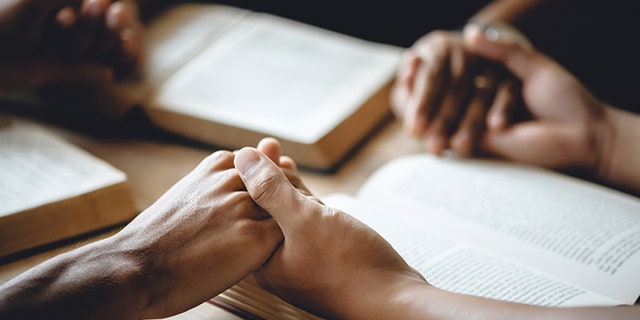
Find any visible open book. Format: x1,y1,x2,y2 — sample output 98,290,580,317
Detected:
0,115,138,257
213,153,640,319
105,3,401,171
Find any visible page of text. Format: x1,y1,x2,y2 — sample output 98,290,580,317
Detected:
143,4,249,86
352,154,640,304
0,118,126,216
325,194,621,307
153,12,401,143
108,4,249,106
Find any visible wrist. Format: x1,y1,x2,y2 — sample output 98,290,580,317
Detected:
338,270,434,320
595,106,640,193
105,228,173,318
0,235,154,320
67,236,154,319
590,105,616,180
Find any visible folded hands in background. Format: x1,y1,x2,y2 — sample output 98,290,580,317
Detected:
392,21,640,194
0,0,144,89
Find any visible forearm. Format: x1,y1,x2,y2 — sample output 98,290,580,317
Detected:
419,286,640,320
598,106,640,194
359,279,640,320
0,237,152,320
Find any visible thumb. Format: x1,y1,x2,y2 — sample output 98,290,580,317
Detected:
234,147,320,233
463,22,549,83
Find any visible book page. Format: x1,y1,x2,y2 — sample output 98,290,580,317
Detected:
151,11,401,143
347,154,640,305
325,194,621,307
142,4,249,86
0,117,127,216
108,4,249,104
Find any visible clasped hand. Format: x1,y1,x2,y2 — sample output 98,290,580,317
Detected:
391,28,521,157
105,137,425,319
392,22,614,177
0,0,143,89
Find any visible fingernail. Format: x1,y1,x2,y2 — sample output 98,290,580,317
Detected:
235,148,261,176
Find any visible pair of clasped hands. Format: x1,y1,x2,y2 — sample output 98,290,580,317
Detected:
0,0,143,89
393,21,640,194
391,23,610,175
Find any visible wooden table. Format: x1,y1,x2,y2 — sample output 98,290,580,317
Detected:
0,112,424,319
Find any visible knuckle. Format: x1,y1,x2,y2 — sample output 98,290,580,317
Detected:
250,173,281,205
253,219,281,243
227,191,255,213
233,218,261,238
199,150,234,171
234,218,280,250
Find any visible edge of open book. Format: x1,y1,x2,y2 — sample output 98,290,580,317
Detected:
144,78,395,172
0,180,138,258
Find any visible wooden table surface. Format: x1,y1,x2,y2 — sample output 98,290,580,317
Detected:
0,112,424,319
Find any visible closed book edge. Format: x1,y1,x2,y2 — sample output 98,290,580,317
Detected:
0,115,139,257
0,181,137,257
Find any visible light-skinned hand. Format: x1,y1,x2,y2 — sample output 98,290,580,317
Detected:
0,139,295,319
234,146,428,319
